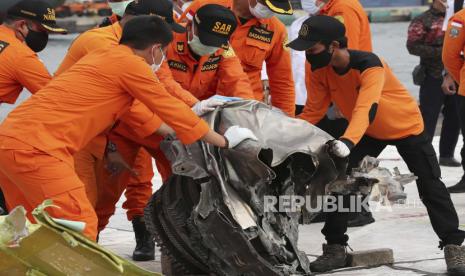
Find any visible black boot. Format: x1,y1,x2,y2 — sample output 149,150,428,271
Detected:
310,243,347,272
445,244,465,274
448,176,465,193
132,216,155,261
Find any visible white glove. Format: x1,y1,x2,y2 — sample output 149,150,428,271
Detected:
224,126,258,148
328,140,351,158
192,99,225,116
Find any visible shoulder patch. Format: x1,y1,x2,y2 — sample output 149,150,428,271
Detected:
348,50,383,73
450,27,461,38
247,25,274,44
0,41,9,55
168,60,188,72
222,46,236,58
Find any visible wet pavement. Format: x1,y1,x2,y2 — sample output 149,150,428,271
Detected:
2,22,464,275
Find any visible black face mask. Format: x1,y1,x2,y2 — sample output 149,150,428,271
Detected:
306,47,333,71
20,27,49,53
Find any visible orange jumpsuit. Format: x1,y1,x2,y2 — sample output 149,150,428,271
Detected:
320,0,373,52
0,25,52,213
0,45,210,240
299,50,424,146
96,30,255,231
157,31,254,100
443,8,465,96
305,0,373,118
180,0,295,116
0,25,51,103
55,22,164,212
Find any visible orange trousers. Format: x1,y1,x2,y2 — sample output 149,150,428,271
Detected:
95,123,172,232
73,149,103,207
0,136,98,240
94,132,154,232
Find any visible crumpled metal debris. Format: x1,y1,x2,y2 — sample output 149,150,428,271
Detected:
0,200,158,276
0,206,31,247
327,156,417,205
145,101,349,275
144,101,417,275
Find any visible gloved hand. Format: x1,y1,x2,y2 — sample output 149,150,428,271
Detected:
327,140,351,158
224,125,258,148
209,95,243,102
192,98,226,116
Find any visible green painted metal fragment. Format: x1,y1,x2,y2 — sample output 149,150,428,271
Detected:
0,201,160,276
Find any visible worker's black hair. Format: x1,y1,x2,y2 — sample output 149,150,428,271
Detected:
120,15,173,50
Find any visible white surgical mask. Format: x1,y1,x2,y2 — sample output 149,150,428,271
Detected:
188,35,219,56
151,45,165,72
249,0,274,19
108,0,133,17
302,0,324,15
188,24,220,56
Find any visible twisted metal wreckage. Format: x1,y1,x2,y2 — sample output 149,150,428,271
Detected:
144,100,417,275
0,100,415,275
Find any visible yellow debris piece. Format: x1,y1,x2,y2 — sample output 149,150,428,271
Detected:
0,200,160,276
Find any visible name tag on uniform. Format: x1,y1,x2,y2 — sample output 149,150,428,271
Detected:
0,41,10,54
247,26,274,44
168,60,188,72
201,56,221,72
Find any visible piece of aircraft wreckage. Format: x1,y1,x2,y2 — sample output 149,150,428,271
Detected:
144,100,417,275
0,200,158,276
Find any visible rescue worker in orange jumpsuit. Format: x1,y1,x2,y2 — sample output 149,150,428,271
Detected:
0,0,67,215
97,2,255,250
181,0,296,116
288,15,465,273
442,8,465,194
54,0,204,260
303,0,373,139
304,0,376,227
0,15,257,242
